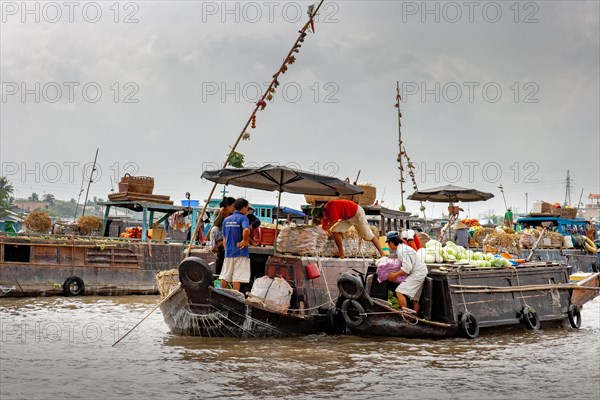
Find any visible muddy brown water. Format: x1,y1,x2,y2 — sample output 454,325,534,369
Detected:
1,296,598,400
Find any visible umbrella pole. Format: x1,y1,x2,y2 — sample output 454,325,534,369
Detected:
274,189,282,255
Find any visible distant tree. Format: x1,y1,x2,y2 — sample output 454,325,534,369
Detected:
28,192,40,202
0,177,14,200
42,193,56,206
0,177,14,218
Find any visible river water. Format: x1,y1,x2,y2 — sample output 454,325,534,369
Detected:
1,296,598,400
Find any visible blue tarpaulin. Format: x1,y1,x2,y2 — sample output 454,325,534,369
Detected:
273,206,305,219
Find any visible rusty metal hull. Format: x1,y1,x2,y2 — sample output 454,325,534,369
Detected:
0,235,184,297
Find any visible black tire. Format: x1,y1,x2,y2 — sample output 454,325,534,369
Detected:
568,305,581,329
63,276,85,296
337,274,365,300
522,306,540,330
460,312,479,339
179,257,212,291
341,299,366,328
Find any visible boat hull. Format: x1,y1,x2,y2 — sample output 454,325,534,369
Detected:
338,262,582,339
160,286,320,338
0,235,186,297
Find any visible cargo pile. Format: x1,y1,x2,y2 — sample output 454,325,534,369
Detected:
24,211,52,233
109,174,173,205
416,240,512,268
120,227,143,239
78,216,103,236
276,225,328,255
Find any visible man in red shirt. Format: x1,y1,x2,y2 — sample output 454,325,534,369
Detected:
313,199,385,259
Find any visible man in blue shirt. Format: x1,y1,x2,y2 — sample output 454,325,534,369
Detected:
220,198,251,291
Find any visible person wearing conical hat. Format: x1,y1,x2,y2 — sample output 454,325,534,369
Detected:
454,221,469,247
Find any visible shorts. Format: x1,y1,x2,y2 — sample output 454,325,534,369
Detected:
347,207,374,241
219,257,251,283
395,270,427,301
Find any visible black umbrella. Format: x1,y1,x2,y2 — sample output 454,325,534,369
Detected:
408,185,494,242
201,165,363,252
407,184,494,203
201,164,363,196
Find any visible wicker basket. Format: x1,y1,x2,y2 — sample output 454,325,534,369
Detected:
561,208,577,219
155,269,179,299
120,174,154,194
304,184,376,206
541,202,553,213
551,208,562,216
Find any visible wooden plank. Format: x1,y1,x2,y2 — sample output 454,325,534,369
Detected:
109,191,171,200
572,272,600,308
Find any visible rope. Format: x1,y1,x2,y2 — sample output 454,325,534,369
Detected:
314,250,336,308
287,300,334,313
449,282,599,290
456,266,469,315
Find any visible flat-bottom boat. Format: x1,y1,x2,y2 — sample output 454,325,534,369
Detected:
158,253,365,338
337,262,600,339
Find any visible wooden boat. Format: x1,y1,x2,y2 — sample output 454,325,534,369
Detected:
337,262,600,339
0,201,208,297
158,251,370,338
0,234,185,297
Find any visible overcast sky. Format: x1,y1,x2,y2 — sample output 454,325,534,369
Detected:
1,0,599,218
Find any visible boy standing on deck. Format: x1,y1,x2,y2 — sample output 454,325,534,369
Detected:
220,198,251,291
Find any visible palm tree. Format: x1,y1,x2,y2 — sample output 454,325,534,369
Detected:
0,177,14,218
42,193,56,206
0,177,13,201
28,192,40,202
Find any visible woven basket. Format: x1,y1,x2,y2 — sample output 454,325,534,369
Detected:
120,174,154,194
551,208,562,216
305,184,376,206
155,269,179,299
561,208,577,219
541,202,553,213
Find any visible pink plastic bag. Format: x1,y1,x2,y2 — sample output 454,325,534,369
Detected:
376,257,408,284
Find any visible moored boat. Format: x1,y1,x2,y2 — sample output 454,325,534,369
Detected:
0,201,209,297
157,251,373,338
337,262,600,339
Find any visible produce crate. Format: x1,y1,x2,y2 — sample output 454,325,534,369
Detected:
304,184,376,206
260,227,278,246
561,208,577,219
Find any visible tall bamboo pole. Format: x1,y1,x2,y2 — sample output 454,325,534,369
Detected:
186,0,326,254
395,82,405,211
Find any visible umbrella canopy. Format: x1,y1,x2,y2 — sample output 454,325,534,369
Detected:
201,165,363,196
407,185,494,203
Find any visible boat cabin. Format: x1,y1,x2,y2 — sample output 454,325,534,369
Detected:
517,216,589,236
